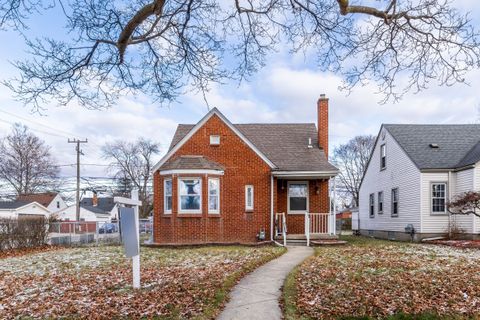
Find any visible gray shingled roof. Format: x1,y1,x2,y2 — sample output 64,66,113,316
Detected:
169,123,338,172
160,156,224,170
0,201,31,209
384,124,480,169
80,197,115,214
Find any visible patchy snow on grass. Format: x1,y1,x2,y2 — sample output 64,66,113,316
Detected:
0,245,284,319
295,237,480,319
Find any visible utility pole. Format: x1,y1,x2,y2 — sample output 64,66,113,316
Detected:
68,138,88,221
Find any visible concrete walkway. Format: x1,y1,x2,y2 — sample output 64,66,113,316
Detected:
217,246,313,320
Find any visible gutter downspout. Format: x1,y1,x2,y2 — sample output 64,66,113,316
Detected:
448,171,452,239
270,174,274,242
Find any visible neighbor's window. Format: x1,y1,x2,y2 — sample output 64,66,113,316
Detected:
378,191,384,214
210,135,220,145
56,201,60,209
432,183,447,214
164,179,172,213
245,185,254,211
391,188,399,216
179,178,202,213
380,144,386,169
369,194,375,218
208,178,220,214
288,182,308,213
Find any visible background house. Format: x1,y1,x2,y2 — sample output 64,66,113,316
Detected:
56,196,118,222
0,201,51,219
17,192,68,214
359,124,480,241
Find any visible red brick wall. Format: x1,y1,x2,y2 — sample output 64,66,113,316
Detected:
153,114,273,244
276,179,330,234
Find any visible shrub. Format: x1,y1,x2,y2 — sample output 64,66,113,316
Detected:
0,216,49,250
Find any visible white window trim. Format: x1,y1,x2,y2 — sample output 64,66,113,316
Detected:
245,185,254,211
178,177,202,214
380,144,386,170
369,193,375,218
431,182,448,215
391,188,399,217
287,181,309,214
208,178,220,214
378,191,384,214
210,135,220,145
164,178,172,214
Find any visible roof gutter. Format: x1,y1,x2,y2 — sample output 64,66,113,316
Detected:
271,170,338,178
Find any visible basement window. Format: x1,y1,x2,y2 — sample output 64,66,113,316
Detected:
210,135,220,145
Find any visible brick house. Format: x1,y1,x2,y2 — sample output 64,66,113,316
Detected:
152,95,338,245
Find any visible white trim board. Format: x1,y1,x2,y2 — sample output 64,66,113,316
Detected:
152,108,277,172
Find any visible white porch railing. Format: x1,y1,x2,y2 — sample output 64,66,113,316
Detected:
309,212,330,234
305,212,331,246
275,212,287,247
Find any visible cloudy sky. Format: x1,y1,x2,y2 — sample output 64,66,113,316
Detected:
0,1,479,179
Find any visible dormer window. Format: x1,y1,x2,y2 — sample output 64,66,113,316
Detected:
380,144,386,170
210,135,220,145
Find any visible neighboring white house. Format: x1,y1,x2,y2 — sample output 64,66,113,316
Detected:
359,124,480,241
0,201,51,219
56,196,118,222
17,192,68,214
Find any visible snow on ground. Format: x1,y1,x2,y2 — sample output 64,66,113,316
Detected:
0,245,285,319
295,237,480,319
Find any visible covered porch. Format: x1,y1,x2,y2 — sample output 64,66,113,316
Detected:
270,171,337,246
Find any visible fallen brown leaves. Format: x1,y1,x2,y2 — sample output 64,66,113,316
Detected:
0,245,284,319
429,240,480,249
0,245,64,259
294,238,480,319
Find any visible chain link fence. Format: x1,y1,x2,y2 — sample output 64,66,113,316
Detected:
48,219,153,246
48,221,121,246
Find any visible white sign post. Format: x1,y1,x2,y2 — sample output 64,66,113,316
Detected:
115,189,142,289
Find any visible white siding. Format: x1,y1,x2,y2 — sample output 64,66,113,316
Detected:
359,128,421,232
474,163,480,233
57,205,114,222
421,168,479,234
0,202,51,219
47,194,68,213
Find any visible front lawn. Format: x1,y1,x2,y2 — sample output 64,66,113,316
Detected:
0,244,285,319
284,236,480,320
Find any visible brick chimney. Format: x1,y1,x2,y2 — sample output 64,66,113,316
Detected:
92,191,98,207
317,94,329,158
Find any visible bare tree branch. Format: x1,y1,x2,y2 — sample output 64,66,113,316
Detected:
333,134,376,207
1,0,479,110
0,124,59,194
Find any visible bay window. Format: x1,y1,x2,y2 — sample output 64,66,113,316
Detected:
164,178,172,213
179,178,202,213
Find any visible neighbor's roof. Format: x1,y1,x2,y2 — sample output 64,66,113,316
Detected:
0,201,31,210
169,123,338,172
80,197,115,214
384,124,480,170
17,192,58,207
160,156,224,171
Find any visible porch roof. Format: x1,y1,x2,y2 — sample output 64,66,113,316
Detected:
271,170,338,179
